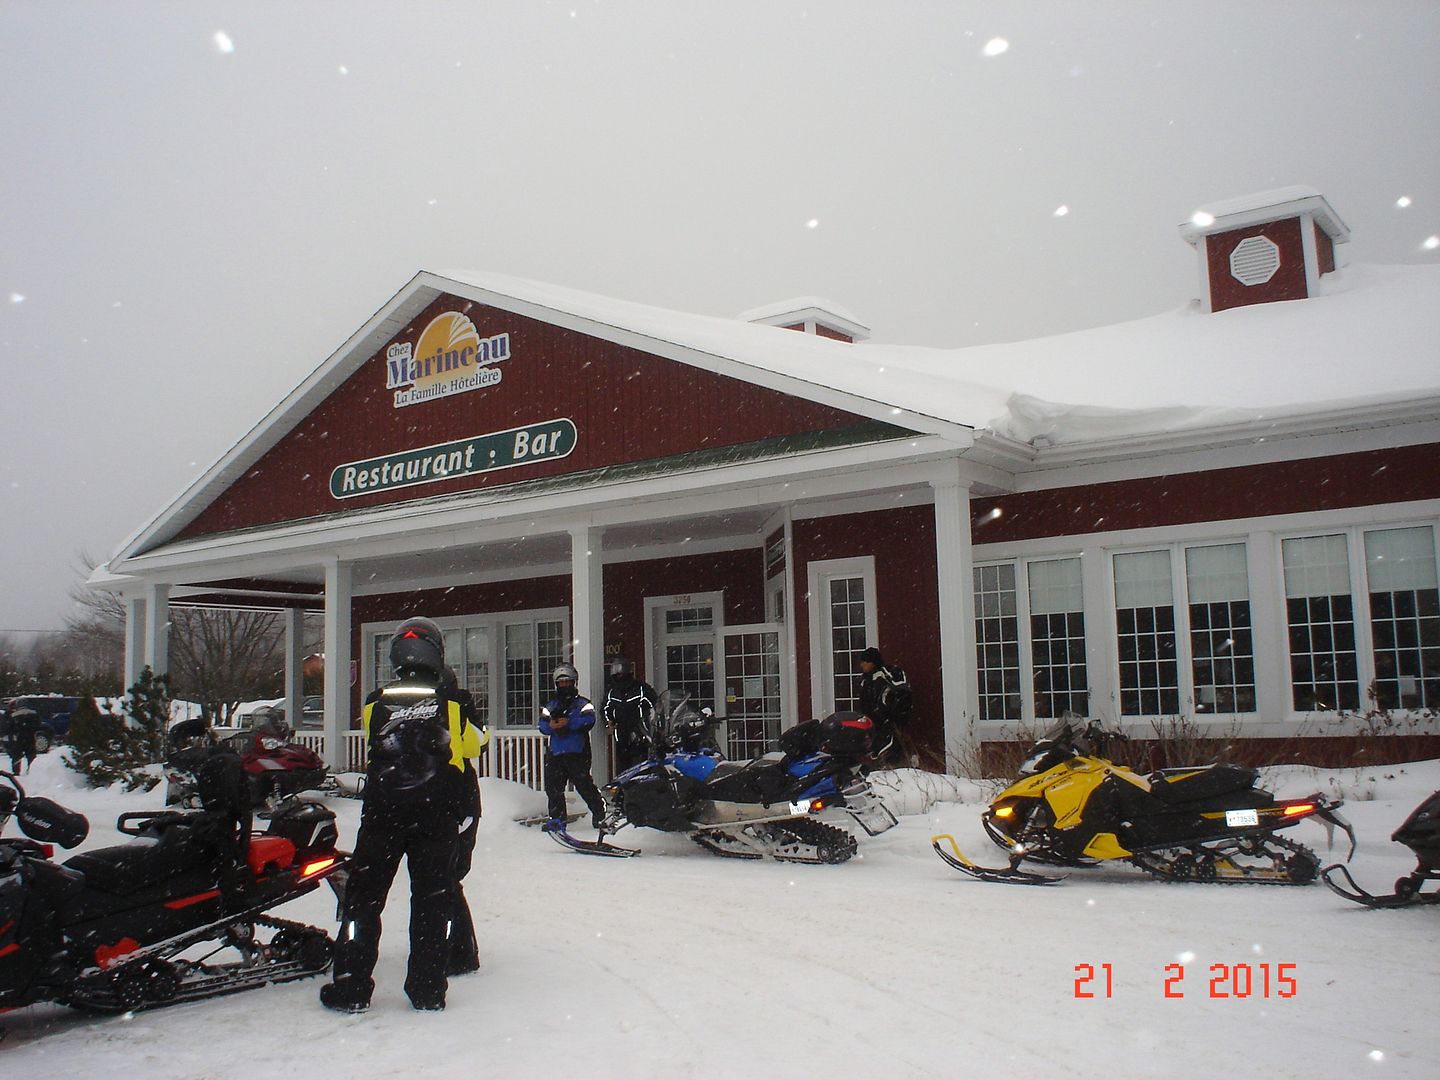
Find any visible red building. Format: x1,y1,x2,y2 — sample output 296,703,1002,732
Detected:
97,188,1440,774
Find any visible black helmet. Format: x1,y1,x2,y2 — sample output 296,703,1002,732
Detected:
609,657,635,679
390,617,445,678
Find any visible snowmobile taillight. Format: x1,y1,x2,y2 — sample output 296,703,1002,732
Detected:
36,842,54,858
1283,803,1316,817
300,856,337,878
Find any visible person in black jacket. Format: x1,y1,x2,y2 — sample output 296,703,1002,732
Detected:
857,647,913,766
321,618,485,1014
438,664,485,978
4,706,39,773
602,657,658,773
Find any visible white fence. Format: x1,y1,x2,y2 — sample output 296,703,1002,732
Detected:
296,730,548,792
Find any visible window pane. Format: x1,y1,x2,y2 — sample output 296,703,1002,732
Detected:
974,564,1021,721
1283,536,1359,711
827,575,867,711
1028,558,1087,719
464,626,490,725
1114,550,1173,609
1185,543,1249,604
1366,527,1439,709
505,623,535,726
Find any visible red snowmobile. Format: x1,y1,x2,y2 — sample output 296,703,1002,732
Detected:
0,767,348,1018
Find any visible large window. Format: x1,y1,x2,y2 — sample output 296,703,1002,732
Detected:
827,576,869,712
974,563,1021,721
1028,557,1088,719
807,558,877,716
1185,543,1256,713
367,609,566,728
1283,534,1360,712
1113,550,1180,716
1365,526,1440,710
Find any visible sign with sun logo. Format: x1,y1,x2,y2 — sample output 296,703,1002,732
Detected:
384,311,512,408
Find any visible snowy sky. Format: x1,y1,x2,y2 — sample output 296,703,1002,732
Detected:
2,1,1438,633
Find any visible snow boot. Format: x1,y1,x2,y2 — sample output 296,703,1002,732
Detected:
320,979,371,1014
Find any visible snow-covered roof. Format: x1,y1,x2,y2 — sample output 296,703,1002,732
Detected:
1179,185,1350,244
107,259,1439,565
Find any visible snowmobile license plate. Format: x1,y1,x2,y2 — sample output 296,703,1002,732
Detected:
1225,808,1259,827
788,800,811,815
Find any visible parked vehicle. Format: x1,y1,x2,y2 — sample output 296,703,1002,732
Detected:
1323,789,1440,908
0,768,347,1015
4,695,86,754
932,716,1355,886
549,692,897,862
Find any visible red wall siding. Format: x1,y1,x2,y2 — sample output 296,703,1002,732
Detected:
1206,216,1309,312
792,505,943,746
179,294,868,539
971,443,1440,544
602,550,766,684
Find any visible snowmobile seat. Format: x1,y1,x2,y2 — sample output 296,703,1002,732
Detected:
63,826,214,896
1147,764,1258,804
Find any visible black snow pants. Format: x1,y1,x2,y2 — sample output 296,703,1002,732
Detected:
447,776,480,976
543,750,606,823
329,801,459,1009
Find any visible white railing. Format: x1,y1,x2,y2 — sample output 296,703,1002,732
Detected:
299,729,548,793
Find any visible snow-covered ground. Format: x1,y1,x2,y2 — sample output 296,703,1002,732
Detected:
3,754,1437,1079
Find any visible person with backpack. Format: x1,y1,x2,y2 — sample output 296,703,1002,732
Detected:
538,664,608,832
4,705,40,773
857,647,914,767
321,617,485,1014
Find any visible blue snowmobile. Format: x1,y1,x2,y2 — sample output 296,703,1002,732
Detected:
547,691,897,862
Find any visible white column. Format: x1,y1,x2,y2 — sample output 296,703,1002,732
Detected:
323,558,353,771
143,582,171,678
1081,545,1118,721
124,593,145,690
1248,531,1289,729
570,524,608,780
781,510,801,729
931,467,979,771
283,607,305,731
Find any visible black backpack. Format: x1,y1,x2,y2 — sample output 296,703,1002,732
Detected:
885,669,914,727
366,689,452,801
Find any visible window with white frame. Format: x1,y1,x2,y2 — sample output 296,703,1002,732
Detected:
1113,550,1180,716
974,563,1022,721
371,615,560,727
1185,543,1256,713
1027,557,1088,719
1365,525,1440,710
808,558,878,716
1282,534,1360,712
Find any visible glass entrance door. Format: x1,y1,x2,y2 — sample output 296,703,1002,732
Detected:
722,624,783,760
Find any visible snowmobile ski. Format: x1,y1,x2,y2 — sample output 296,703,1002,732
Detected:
544,825,640,858
931,833,1066,885
1320,863,1440,908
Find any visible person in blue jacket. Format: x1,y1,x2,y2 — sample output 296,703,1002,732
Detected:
538,664,607,831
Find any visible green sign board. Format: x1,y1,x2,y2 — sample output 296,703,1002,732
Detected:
329,417,577,500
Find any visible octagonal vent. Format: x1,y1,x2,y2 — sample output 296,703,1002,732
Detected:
1229,235,1281,286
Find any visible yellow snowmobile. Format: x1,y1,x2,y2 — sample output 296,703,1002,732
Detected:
932,717,1354,886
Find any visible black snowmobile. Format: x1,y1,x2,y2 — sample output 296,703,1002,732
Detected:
549,692,897,863
1322,789,1440,908
0,766,348,1017
933,717,1355,886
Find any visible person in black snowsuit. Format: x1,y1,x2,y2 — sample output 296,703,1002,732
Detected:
438,664,486,978
321,617,485,1014
5,706,40,773
601,657,658,773
857,647,913,767
538,664,607,831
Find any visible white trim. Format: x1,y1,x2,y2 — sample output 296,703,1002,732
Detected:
1299,210,1322,296
805,556,878,719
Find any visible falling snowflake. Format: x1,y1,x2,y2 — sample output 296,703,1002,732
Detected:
983,37,1009,57
806,218,820,229
1190,211,1215,228
1395,195,1411,208
9,292,23,304
213,30,235,54
1423,235,1439,251
1053,205,1070,217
